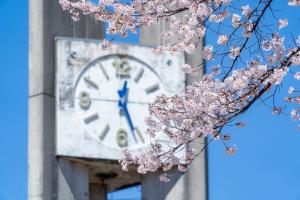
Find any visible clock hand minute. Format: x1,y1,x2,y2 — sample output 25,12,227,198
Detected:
118,81,137,143
122,105,136,138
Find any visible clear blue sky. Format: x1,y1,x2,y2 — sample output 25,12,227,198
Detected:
0,1,299,200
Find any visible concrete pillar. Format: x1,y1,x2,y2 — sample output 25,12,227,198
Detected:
89,184,107,200
140,23,207,200
142,170,185,200
57,159,89,200
28,0,103,199
183,138,208,200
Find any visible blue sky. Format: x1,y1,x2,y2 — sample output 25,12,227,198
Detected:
0,1,299,200
0,1,28,200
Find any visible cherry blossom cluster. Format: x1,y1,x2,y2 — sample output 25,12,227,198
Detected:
59,0,240,54
285,68,300,131
60,0,300,180
288,0,300,6
120,46,300,180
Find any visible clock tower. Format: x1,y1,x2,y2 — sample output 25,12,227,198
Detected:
29,0,207,199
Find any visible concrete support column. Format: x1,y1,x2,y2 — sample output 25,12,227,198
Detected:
28,95,56,200
142,170,185,200
29,0,103,199
89,184,107,200
57,159,89,200
140,22,207,200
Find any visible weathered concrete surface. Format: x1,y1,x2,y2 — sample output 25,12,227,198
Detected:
183,138,208,200
28,0,103,199
55,38,185,160
57,159,89,200
28,95,56,200
184,41,208,200
29,0,103,97
140,21,207,200
142,169,185,200
89,183,107,200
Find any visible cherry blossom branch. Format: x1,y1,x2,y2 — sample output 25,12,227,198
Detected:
59,0,300,181
223,0,274,80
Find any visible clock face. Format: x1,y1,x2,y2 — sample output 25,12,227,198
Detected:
74,54,164,150
56,38,185,160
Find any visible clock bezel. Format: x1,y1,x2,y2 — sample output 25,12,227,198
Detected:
73,53,166,150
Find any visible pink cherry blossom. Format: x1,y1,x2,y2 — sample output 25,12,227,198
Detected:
295,72,300,80
102,39,111,49
288,86,295,94
217,35,228,46
296,35,300,45
232,14,241,28
288,0,300,6
241,5,252,17
291,109,299,120
278,19,289,30
229,46,240,59
236,122,246,128
211,65,221,76
262,40,273,51
272,107,282,115
225,145,237,156
159,174,171,182
203,45,213,61
223,134,231,141
179,64,197,75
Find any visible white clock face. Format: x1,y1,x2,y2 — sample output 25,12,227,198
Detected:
74,54,164,150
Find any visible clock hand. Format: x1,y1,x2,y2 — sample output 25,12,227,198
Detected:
117,81,128,101
120,104,137,142
118,81,137,143
118,80,128,107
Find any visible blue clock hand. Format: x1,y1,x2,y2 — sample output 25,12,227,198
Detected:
117,81,137,142
118,80,128,107
117,81,127,101
121,104,137,142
